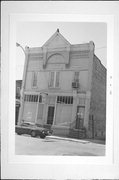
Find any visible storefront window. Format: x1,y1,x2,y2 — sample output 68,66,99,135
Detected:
57,96,73,104
24,94,42,103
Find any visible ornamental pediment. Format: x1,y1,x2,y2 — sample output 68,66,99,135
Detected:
42,29,70,48
42,29,71,68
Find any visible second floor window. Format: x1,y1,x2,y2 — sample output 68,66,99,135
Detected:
74,71,79,82
55,71,60,88
32,72,37,88
49,71,60,88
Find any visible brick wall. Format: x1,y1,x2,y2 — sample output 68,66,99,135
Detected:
89,55,106,140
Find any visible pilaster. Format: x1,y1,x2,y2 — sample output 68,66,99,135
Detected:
71,90,78,129
83,91,91,130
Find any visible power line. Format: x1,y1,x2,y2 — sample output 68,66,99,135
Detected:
96,46,107,50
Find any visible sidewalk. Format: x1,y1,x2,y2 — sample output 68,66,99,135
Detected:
47,135,105,145
46,135,90,144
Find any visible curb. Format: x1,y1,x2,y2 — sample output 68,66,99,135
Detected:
46,135,90,144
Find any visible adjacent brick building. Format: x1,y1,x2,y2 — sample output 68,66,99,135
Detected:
16,80,22,125
18,29,106,139
16,80,22,99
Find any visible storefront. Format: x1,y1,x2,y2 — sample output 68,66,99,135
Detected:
18,29,106,139
21,92,86,137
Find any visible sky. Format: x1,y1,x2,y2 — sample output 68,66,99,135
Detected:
16,22,107,80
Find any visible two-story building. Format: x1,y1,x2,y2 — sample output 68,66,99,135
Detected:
18,29,106,139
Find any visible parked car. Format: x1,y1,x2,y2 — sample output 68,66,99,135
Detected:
15,122,53,139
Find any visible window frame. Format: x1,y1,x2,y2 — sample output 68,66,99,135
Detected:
49,71,60,88
32,71,38,88
74,71,80,82
57,96,73,105
24,94,42,103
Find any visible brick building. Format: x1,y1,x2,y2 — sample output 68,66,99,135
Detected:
16,80,22,125
18,29,106,139
16,80,22,99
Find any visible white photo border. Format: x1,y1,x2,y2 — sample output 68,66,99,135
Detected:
2,3,118,178
8,14,113,165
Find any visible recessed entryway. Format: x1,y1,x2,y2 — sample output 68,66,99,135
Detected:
47,106,55,125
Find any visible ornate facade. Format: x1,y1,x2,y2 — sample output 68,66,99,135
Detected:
18,29,106,139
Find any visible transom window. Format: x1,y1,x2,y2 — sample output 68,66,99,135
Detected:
24,94,42,103
57,96,73,104
49,71,60,88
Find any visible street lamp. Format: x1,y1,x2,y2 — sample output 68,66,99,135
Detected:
16,42,29,125
16,42,29,55
16,42,26,92
16,42,26,55
16,42,29,88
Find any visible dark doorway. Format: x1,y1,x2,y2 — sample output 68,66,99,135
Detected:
15,101,20,125
75,106,85,129
47,106,55,125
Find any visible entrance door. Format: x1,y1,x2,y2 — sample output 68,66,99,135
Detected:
47,106,55,125
75,106,85,129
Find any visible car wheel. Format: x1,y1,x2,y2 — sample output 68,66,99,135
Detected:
40,134,46,139
31,131,36,137
17,132,22,135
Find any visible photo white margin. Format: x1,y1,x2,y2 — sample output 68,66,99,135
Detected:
9,13,113,165
2,6,118,179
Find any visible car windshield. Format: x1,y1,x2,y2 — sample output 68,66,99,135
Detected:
35,124,42,127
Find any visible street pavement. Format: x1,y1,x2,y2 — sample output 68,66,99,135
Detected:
15,134,105,156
